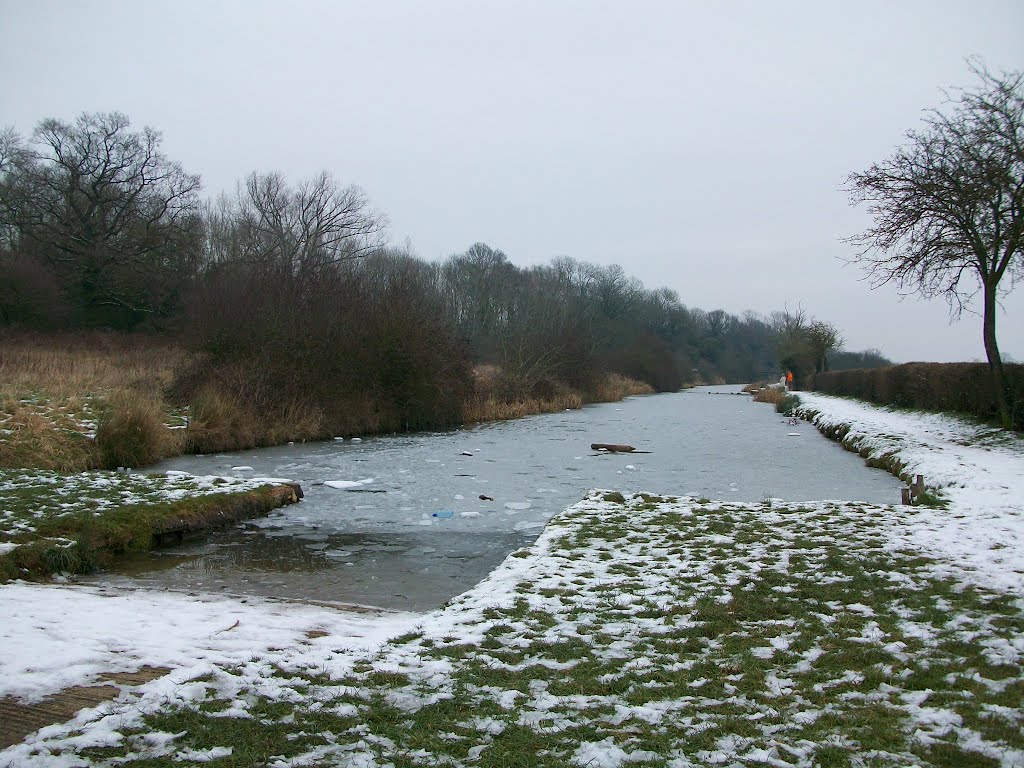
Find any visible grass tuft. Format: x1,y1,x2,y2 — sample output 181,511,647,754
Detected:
95,390,175,469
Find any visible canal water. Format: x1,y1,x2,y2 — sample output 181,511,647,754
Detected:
90,386,902,610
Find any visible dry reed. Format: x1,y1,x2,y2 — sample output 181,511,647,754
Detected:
753,386,788,405
0,332,187,470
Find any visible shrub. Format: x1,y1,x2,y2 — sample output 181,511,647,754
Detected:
776,394,801,415
605,333,684,392
95,390,172,469
179,251,473,443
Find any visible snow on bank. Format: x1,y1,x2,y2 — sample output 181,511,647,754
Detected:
9,493,1020,766
0,583,419,704
796,392,1024,593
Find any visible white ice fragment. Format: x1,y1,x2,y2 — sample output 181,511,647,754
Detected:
324,478,374,489
514,520,545,531
230,466,254,471
504,501,531,511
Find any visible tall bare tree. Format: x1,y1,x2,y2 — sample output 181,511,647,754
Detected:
0,112,202,326
846,64,1024,428
234,171,386,280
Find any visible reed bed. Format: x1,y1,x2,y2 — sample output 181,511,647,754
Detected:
1,334,658,470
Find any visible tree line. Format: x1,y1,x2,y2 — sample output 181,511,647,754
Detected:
0,111,873,434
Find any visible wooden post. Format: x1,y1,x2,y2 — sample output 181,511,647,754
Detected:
901,488,913,506
911,475,925,499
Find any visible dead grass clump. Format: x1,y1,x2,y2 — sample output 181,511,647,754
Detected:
460,394,579,424
588,373,655,402
0,408,99,471
753,386,788,406
95,391,175,469
184,386,259,454
261,398,325,446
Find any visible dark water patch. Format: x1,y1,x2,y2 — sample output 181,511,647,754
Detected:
96,528,530,611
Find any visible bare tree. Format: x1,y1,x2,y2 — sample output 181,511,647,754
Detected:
234,171,386,279
846,63,1024,428
0,113,202,325
806,320,843,374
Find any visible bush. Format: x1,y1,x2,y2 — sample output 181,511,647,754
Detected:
776,394,801,415
95,391,172,469
813,363,1024,430
606,333,684,392
176,252,473,445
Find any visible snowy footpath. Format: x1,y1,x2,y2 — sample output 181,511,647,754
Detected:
1,394,1022,767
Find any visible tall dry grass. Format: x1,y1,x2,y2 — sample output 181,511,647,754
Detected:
0,407,100,471
588,372,655,401
460,367,651,424
182,385,325,453
0,332,188,471
95,390,179,469
0,331,186,399
1,334,660,470
752,386,788,406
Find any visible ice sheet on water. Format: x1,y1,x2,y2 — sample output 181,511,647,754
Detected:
324,478,375,489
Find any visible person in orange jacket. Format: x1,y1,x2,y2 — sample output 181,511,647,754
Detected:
785,370,794,390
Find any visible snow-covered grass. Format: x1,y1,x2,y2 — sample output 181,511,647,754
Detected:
795,392,1024,594
4,491,1023,767
0,469,293,580
0,471,262,534
0,393,101,439
2,392,1023,766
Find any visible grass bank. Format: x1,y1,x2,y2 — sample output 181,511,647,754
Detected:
0,469,299,582
1,333,654,472
748,389,947,507
11,492,1022,766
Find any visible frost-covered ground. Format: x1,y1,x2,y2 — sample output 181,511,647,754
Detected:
1,394,1022,767
0,469,292,555
0,395,101,439
796,393,1024,593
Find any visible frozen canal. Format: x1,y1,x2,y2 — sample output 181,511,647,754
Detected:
91,386,902,609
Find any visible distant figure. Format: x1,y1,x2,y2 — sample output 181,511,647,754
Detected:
785,370,794,391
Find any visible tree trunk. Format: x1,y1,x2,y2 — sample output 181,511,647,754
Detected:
982,281,1012,429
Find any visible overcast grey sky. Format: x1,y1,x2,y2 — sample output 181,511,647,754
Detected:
2,1,1022,362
